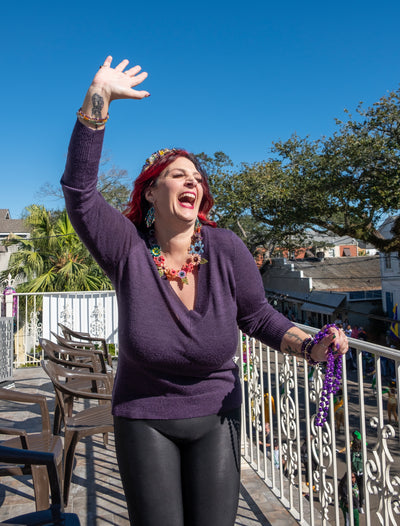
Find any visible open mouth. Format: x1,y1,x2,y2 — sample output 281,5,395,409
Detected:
178,192,196,207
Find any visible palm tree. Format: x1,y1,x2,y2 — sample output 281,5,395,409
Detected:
2,205,112,292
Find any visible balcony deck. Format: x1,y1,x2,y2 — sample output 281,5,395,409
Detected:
0,366,298,526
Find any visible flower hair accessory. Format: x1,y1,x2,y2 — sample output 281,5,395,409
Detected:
144,148,178,170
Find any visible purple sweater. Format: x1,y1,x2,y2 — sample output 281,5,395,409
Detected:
61,120,294,419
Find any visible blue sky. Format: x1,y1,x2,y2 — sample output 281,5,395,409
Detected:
3,0,400,218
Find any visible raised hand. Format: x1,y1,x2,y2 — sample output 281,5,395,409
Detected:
92,56,150,102
79,55,150,129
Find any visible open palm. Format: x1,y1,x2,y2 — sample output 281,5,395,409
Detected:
92,55,150,101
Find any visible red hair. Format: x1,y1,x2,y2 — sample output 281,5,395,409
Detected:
123,149,216,229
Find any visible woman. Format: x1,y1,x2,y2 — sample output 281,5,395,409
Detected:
61,55,348,526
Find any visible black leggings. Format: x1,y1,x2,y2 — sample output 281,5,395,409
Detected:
114,408,241,526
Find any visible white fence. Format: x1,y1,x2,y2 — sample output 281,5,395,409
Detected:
1,291,400,524
4,291,118,366
42,292,118,342
0,317,13,382
241,324,400,525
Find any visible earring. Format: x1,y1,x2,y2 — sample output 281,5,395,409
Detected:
145,206,155,228
195,217,201,230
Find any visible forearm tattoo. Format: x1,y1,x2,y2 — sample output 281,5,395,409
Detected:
91,93,104,119
282,330,304,357
282,345,298,356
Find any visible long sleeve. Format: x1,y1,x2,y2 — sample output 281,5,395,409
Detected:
61,120,140,282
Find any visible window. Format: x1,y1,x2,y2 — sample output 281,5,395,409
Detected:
385,254,392,269
349,291,364,300
365,290,382,299
348,290,382,301
386,292,394,314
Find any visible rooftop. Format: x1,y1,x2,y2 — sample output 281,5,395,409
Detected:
0,209,30,236
292,256,381,292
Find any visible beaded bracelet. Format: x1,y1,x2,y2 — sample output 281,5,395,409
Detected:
77,108,109,128
301,324,343,427
301,337,319,367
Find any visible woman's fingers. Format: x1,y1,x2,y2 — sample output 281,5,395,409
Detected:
114,58,130,72
129,70,148,86
101,55,113,68
321,325,348,355
129,89,151,99
125,65,142,76
92,56,150,100
312,328,348,362
328,329,348,356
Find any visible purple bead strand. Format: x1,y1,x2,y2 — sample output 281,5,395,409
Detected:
312,324,343,427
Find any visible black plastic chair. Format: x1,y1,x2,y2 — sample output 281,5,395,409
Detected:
0,445,80,525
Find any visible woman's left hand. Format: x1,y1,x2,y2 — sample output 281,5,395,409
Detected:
311,325,349,363
91,56,150,103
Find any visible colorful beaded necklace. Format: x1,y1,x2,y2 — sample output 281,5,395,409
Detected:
148,223,207,285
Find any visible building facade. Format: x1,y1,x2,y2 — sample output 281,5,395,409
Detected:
379,216,400,317
0,209,30,276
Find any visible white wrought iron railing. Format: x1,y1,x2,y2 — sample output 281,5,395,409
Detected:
1,291,399,524
3,291,118,367
240,324,400,526
0,317,13,382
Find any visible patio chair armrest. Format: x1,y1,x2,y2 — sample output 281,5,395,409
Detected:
50,332,96,350
57,324,112,366
67,347,109,372
41,360,112,396
58,324,90,340
48,335,108,373
0,445,63,511
54,348,102,367
0,428,29,449
61,386,112,401
79,336,109,357
71,374,112,396
0,388,52,435
47,353,97,371
59,346,107,365
70,335,110,363
0,388,47,406
54,367,110,383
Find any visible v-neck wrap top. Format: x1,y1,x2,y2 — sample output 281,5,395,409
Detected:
61,120,294,419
